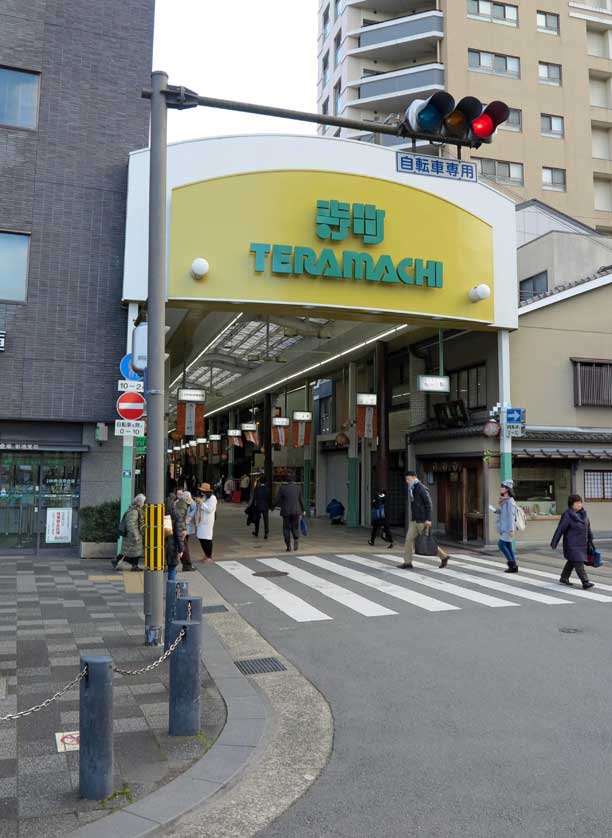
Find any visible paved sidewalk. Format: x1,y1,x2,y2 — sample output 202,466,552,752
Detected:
0,555,225,838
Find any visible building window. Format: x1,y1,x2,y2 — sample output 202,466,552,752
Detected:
322,53,330,87
0,67,40,130
519,271,548,301
537,11,560,34
334,0,341,20
542,166,566,191
539,61,562,85
500,107,522,131
541,113,564,138
334,30,342,67
572,358,612,407
477,157,524,185
322,98,329,116
468,49,520,78
333,80,342,115
322,6,330,39
467,1,518,25
584,471,612,502
0,231,30,303
449,364,487,410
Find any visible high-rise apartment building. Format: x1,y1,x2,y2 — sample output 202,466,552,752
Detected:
317,0,612,232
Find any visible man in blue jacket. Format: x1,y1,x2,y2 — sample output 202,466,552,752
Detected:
398,471,448,569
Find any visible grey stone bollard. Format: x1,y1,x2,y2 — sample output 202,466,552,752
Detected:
79,655,113,800
176,595,202,644
168,620,201,737
165,580,189,651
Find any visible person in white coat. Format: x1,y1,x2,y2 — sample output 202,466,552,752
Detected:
196,482,218,563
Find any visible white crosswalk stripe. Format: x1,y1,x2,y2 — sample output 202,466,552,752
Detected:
218,560,332,622
337,554,520,608
371,555,573,606
214,551,611,624
258,558,398,617
422,555,612,603
297,555,459,612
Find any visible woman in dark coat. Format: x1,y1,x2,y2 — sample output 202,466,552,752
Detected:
165,500,184,582
551,494,595,589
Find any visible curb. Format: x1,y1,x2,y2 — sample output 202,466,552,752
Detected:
69,617,269,838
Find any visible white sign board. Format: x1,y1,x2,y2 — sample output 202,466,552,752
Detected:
505,424,523,438
177,388,206,403
55,731,80,752
46,508,72,544
115,420,146,437
293,411,313,422
418,375,450,393
272,417,290,427
118,380,144,393
356,393,377,406
227,429,242,437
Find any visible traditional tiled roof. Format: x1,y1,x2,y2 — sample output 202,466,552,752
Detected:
519,264,612,307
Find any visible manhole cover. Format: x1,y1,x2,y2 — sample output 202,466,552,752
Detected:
234,656,287,675
559,627,583,634
253,570,288,578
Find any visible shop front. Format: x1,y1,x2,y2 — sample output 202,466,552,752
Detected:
0,447,82,552
419,456,485,545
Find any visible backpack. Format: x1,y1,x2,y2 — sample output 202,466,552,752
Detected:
514,504,526,532
118,512,128,537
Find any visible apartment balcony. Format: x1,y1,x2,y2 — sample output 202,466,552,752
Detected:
345,0,439,14
348,10,443,62
346,61,444,112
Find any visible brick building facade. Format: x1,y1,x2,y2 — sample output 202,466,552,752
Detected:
0,0,154,551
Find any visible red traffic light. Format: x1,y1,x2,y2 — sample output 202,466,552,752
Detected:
472,113,494,139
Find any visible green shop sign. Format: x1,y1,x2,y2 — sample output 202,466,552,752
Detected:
249,199,443,288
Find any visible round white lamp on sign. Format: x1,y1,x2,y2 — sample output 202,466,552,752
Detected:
468,284,491,303
191,258,209,279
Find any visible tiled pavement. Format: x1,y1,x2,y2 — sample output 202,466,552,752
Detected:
0,556,226,838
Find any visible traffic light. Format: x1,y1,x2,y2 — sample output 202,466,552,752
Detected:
399,94,509,148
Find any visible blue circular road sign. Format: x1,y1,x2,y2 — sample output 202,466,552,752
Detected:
120,354,143,381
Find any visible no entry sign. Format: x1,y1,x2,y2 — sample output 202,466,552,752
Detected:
116,392,145,421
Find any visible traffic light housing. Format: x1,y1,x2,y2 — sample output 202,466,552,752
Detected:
399,94,509,149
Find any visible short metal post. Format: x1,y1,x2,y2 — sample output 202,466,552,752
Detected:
79,656,113,800
176,595,202,626
168,620,201,736
165,580,189,651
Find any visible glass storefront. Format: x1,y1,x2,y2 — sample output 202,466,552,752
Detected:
0,452,80,552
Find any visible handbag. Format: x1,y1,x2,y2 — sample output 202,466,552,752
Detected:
587,548,602,568
300,517,308,537
163,514,173,537
414,525,438,557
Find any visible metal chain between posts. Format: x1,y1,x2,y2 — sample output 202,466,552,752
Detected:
187,600,192,621
112,628,186,676
0,666,89,722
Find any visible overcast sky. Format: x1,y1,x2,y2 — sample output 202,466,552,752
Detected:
153,0,318,144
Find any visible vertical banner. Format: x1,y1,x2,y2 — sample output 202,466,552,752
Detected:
210,440,220,456
244,430,259,446
272,427,287,447
292,421,312,448
229,435,244,448
357,405,377,439
177,402,205,437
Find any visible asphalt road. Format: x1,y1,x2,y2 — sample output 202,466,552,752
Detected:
203,551,612,838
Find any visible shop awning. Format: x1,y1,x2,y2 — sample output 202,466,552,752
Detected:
514,448,612,460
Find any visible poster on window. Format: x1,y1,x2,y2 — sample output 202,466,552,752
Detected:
45,508,72,544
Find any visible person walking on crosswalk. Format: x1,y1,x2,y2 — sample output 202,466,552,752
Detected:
273,471,305,552
368,490,394,549
398,471,448,570
551,494,595,590
494,481,519,573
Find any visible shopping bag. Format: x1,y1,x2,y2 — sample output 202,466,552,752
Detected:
163,514,173,537
300,517,308,537
587,549,602,568
414,526,438,557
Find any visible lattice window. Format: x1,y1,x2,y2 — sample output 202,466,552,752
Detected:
584,470,612,501
572,359,612,407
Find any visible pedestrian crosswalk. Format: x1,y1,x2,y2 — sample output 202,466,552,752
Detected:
214,552,610,624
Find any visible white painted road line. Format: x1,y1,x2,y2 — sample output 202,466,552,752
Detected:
218,561,332,622
339,555,520,608
372,555,573,606
416,555,612,603
448,553,612,593
259,558,397,617
298,555,460,612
